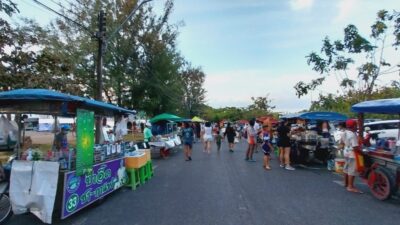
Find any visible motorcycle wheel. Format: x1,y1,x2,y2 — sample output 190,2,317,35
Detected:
0,194,12,225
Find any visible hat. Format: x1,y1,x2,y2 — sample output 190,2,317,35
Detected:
365,126,371,131
345,119,357,129
61,125,70,131
145,122,151,127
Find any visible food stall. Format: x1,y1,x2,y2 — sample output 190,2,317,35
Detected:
351,98,400,200
281,111,347,164
148,113,182,158
0,89,139,223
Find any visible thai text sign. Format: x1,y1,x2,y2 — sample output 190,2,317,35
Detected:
61,158,127,219
76,109,94,176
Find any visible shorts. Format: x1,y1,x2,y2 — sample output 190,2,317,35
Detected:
343,158,357,176
277,140,290,148
204,135,213,142
184,142,193,148
262,143,271,156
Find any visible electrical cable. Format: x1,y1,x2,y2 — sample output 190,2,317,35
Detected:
31,0,94,36
46,0,83,19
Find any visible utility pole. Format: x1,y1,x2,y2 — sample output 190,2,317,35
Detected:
95,10,106,101
95,10,106,144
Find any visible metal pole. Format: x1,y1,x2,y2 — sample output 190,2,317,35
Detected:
95,10,106,144
96,10,105,102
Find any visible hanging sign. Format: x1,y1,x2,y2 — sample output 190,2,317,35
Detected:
76,109,95,176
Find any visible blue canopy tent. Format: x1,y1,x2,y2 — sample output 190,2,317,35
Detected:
351,98,400,114
281,111,347,121
0,89,135,116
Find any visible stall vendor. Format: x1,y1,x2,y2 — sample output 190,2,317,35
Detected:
54,125,70,157
144,122,153,143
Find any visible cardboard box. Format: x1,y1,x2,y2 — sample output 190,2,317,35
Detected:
125,153,147,169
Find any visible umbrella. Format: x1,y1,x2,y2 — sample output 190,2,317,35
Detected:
150,113,182,123
191,116,206,123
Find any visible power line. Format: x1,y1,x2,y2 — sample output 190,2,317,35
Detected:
31,0,94,36
20,0,49,15
107,0,153,42
46,0,83,19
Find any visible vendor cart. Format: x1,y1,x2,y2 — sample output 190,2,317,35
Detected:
0,89,137,223
281,112,347,164
351,98,400,200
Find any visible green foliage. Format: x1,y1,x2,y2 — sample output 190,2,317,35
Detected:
200,95,277,122
296,9,400,100
248,94,275,112
309,85,400,119
0,0,206,117
180,63,206,117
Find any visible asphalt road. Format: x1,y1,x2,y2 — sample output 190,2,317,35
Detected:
8,140,400,225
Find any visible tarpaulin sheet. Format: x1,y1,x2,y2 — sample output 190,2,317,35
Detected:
10,161,59,224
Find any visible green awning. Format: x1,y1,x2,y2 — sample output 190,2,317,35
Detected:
149,113,182,123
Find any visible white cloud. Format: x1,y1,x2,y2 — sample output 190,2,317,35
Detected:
204,69,317,112
334,0,359,23
289,0,314,11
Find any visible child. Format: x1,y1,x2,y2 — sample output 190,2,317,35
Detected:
262,125,273,170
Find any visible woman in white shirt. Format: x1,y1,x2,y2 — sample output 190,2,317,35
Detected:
202,122,213,154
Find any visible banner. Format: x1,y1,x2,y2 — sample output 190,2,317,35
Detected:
61,158,127,219
76,109,94,176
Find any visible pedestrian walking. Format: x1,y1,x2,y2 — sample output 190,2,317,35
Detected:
277,120,295,170
342,119,363,193
182,122,194,161
254,120,261,153
245,120,257,162
214,123,222,151
261,125,273,170
202,122,213,154
224,122,236,152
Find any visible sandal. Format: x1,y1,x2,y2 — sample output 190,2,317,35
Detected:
347,188,363,194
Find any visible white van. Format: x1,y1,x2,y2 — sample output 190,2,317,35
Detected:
364,120,399,140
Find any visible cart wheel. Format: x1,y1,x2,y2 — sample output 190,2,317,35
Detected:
368,167,396,201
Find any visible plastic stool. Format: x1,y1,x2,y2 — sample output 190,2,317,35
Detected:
146,160,154,178
139,165,149,185
125,168,140,190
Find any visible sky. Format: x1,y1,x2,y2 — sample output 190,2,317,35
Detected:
17,0,400,113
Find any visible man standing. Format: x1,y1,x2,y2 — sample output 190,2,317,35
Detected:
143,122,153,143
342,119,363,193
54,125,70,158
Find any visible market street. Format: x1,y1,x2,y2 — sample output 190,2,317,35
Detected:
7,140,400,225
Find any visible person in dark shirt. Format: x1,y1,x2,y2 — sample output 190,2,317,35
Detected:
224,123,236,152
182,122,194,161
277,120,295,170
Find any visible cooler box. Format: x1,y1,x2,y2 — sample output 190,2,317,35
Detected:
125,153,147,169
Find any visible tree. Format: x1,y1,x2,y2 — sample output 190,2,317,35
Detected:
295,10,400,101
0,2,78,93
248,94,275,112
180,63,206,117
309,83,400,119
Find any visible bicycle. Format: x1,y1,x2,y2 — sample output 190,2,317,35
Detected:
0,160,13,224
